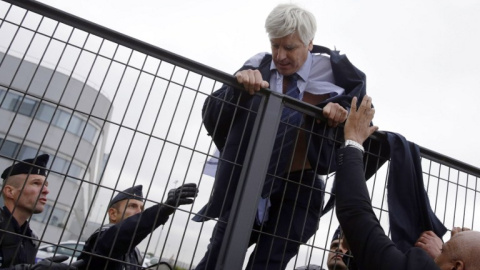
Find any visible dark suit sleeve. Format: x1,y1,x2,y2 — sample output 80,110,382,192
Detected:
202,84,237,150
202,65,257,151
305,50,368,177
93,204,171,258
335,147,439,270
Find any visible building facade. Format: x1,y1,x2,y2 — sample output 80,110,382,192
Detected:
0,51,110,242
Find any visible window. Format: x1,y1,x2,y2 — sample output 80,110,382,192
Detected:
1,92,20,111
0,139,19,157
0,89,99,142
67,115,85,135
0,90,38,116
18,146,43,161
18,97,38,116
68,163,83,178
53,110,71,129
36,103,55,122
0,87,6,102
1,139,85,181
82,123,97,142
51,158,67,174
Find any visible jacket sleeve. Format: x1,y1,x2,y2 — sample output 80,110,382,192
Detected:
335,147,439,270
305,49,368,176
93,204,171,258
202,65,260,151
202,84,239,151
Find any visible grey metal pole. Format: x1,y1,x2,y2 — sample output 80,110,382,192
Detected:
215,92,284,270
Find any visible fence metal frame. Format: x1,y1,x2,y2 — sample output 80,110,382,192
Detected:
2,1,480,269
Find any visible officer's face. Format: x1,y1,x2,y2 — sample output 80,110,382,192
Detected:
7,174,49,214
327,237,349,270
112,198,144,223
270,32,312,76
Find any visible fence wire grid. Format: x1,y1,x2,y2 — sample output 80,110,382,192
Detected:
0,1,479,270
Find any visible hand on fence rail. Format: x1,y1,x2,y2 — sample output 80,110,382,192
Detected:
235,69,269,95
322,102,348,127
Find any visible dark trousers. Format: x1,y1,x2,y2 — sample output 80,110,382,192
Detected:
196,170,325,270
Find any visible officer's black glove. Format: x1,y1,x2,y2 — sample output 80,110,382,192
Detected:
163,183,198,215
31,256,77,270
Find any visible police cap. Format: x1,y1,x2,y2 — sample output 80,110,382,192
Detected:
108,185,144,208
1,154,50,180
332,226,342,242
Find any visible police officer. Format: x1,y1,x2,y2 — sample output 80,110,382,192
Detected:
78,183,198,270
0,154,75,270
327,227,358,270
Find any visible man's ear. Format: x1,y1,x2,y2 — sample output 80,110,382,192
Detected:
308,40,313,51
108,208,117,223
3,185,15,199
454,260,464,270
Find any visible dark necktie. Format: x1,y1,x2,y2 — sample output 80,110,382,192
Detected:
262,74,303,197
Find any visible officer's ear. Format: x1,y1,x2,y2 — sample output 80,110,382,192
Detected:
108,207,118,223
3,185,16,199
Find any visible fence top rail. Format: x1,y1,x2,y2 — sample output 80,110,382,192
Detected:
370,132,480,177
3,0,238,87
3,0,479,179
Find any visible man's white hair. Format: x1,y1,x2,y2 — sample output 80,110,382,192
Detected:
265,3,317,46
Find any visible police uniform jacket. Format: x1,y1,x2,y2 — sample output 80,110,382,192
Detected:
0,206,38,268
336,147,440,270
78,203,171,270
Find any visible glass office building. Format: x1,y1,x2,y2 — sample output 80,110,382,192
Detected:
0,51,111,242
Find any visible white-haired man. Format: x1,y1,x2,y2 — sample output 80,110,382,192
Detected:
194,3,367,269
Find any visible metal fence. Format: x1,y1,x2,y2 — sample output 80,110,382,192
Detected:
0,1,479,269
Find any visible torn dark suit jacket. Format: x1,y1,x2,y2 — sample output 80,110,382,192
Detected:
193,45,368,222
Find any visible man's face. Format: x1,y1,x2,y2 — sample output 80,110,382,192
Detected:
434,235,459,270
9,174,49,214
110,198,144,223
270,32,313,76
327,237,349,270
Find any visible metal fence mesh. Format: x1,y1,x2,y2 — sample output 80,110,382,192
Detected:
0,1,478,270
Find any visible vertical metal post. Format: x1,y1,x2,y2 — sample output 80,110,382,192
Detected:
216,92,284,270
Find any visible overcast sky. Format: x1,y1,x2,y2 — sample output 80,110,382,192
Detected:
28,0,480,268
36,0,480,168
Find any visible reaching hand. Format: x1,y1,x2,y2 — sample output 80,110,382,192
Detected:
414,231,443,259
344,95,378,145
164,183,198,208
451,226,471,237
31,256,77,270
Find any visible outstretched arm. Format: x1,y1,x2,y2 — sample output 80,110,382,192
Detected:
335,96,439,269
336,96,396,269
94,183,198,258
